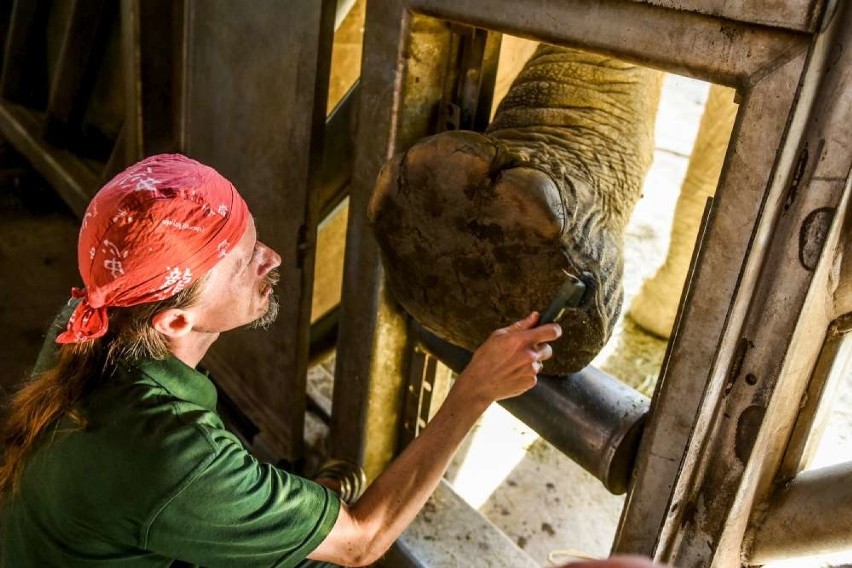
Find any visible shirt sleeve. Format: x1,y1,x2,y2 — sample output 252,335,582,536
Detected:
31,300,78,376
144,433,341,568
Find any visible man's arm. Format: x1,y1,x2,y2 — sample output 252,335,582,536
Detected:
308,312,561,566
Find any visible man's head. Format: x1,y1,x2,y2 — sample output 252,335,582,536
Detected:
151,215,282,341
57,154,281,353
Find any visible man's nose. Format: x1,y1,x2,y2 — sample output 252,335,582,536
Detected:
257,242,282,276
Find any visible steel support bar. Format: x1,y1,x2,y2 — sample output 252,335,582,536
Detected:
747,462,852,564
410,0,807,87
626,0,825,32
186,0,336,461
415,325,649,494
121,0,186,164
319,80,358,220
331,6,457,481
656,3,852,563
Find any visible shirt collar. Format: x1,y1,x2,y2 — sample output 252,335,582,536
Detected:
132,356,218,411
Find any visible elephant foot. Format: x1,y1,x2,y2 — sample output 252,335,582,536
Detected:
368,130,613,374
629,268,682,339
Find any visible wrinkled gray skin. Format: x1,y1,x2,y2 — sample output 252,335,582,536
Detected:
369,45,662,373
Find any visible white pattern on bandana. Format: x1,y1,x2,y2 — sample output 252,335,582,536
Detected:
82,203,97,230
217,240,230,258
157,267,193,298
116,166,160,192
102,240,128,279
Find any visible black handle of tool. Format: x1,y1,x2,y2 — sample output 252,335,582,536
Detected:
539,274,586,325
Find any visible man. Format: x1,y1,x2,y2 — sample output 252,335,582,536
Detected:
0,154,561,566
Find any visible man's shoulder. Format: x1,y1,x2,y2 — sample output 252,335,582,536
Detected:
88,364,235,461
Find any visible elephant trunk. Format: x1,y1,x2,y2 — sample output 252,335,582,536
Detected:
369,46,662,374
487,45,662,231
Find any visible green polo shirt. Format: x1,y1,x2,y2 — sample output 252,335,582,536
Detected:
1,309,341,567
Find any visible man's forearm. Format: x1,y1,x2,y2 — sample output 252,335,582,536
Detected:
348,382,489,558
308,314,560,566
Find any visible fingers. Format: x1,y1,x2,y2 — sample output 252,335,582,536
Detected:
505,311,540,332
534,342,554,362
523,321,562,344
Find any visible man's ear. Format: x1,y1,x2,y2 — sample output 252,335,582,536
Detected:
151,308,196,338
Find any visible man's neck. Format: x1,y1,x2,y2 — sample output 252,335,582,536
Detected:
169,331,220,368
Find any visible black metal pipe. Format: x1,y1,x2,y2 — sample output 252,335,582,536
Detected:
414,324,649,494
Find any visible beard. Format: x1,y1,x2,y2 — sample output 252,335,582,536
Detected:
249,269,280,330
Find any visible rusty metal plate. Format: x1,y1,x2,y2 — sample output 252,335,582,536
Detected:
185,0,336,461
627,0,825,32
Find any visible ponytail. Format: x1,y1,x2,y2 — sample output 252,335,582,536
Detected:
0,277,206,505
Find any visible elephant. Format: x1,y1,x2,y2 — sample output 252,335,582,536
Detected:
369,44,664,374
628,83,737,338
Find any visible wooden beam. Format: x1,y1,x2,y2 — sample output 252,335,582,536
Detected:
0,101,98,216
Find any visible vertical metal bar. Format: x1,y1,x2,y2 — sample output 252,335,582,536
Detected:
185,0,336,462
43,0,111,147
120,0,185,165
331,5,457,481
657,6,852,562
1,0,49,106
120,0,141,163
614,46,809,560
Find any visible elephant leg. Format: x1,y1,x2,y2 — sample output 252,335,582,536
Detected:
629,83,738,338
370,45,662,374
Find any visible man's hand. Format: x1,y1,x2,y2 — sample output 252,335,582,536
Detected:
309,312,562,566
454,312,562,404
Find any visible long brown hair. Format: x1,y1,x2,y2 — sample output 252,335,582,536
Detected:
0,279,206,503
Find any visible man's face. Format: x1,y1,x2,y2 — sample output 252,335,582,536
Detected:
190,217,283,334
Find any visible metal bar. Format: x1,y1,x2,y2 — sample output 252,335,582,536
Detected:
0,101,97,216
777,326,846,478
415,325,649,494
409,0,807,87
120,0,141,163
318,79,358,220
625,0,825,33
186,0,337,461
615,40,809,561
43,0,111,148
0,0,48,106
472,30,500,132
748,461,852,564
657,4,852,562
331,6,456,481
120,0,185,164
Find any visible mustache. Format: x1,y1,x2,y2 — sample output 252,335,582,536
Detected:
263,268,280,289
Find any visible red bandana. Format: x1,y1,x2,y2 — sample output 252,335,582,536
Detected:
56,154,249,344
